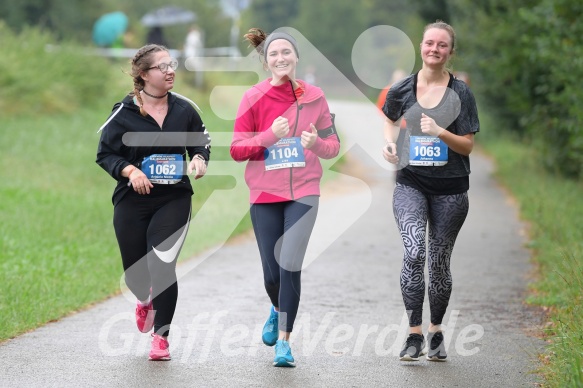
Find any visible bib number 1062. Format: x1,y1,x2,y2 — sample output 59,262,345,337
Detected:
141,153,183,184
148,163,176,176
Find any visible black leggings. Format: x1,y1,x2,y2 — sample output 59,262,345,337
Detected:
393,183,469,327
113,189,191,337
250,196,319,332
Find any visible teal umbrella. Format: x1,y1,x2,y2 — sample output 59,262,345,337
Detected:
93,12,128,47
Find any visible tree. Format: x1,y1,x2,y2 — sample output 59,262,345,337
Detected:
413,0,451,24
449,0,583,178
240,0,299,34
293,0,368,83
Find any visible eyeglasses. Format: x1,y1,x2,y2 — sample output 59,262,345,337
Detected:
146,59,178,73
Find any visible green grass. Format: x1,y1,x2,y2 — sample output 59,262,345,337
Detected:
478,114,583,387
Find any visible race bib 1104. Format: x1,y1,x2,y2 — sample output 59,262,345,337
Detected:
264,137,306,171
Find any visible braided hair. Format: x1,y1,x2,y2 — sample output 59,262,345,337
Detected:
129,44,168,116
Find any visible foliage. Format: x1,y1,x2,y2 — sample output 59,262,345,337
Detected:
412,0,451,24
241,0,391,91
0,0,233,49
449,0,583,179
517,0,583,178
293,0,368,83
240,0,299,34
0,21,116,116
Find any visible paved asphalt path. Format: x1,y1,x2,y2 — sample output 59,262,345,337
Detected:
0,101,545,387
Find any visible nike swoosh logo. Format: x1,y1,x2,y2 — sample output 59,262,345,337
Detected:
152,211,191,263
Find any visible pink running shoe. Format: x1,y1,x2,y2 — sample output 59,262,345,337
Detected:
135,300,154,333
149,334,171,361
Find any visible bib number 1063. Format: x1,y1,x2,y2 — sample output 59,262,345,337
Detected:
412,145,442,158
409,136,448,166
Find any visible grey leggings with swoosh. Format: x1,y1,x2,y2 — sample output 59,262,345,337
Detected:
393,183,469,327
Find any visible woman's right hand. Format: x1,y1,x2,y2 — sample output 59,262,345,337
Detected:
382,142,399,164
271,116,290,138
129,169,154,195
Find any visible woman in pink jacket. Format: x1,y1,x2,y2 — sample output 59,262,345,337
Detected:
231,28,340,367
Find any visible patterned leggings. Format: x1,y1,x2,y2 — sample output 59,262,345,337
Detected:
393,183,469,327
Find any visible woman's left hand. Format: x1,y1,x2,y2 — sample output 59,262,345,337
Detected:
301,124,318,149
420,113,445,137
188,156,207,180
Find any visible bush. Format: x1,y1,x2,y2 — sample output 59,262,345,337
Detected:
0,21,117,116
450,0,583,180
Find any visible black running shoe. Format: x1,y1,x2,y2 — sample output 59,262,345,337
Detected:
426,331,447,361
399,333,426,361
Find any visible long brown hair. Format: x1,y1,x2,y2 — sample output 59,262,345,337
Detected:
243,27,268,57
129,44,168,116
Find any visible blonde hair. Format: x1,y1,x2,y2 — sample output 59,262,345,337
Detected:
129,44,168,116
423,20,456,53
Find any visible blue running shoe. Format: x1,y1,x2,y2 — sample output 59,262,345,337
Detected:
273,339,296,367
262,306,278,346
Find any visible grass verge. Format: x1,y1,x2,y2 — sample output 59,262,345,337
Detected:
479,115,583,387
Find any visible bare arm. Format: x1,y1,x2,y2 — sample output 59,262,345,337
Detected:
420,113,474,156
438,131,474,156
382,117,401,164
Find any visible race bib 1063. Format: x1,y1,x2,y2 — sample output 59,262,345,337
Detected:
264,137,306,171
141,154,184,184
409,136,448,166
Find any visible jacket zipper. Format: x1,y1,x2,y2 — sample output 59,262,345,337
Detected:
289,80,301,200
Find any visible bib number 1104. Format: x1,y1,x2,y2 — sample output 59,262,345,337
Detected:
269,147,299,160
264,137,306,170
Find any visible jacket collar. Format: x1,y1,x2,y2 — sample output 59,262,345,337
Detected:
253,79,323,104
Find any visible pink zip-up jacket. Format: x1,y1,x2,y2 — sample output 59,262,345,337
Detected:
231,78,340,204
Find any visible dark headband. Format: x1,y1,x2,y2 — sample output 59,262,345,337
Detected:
264,32,299,60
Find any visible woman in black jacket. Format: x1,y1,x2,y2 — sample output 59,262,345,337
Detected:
96,44,211,361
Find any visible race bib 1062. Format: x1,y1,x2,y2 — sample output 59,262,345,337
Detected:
409,136,448,166
264,137,306,171
141,154,184,184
